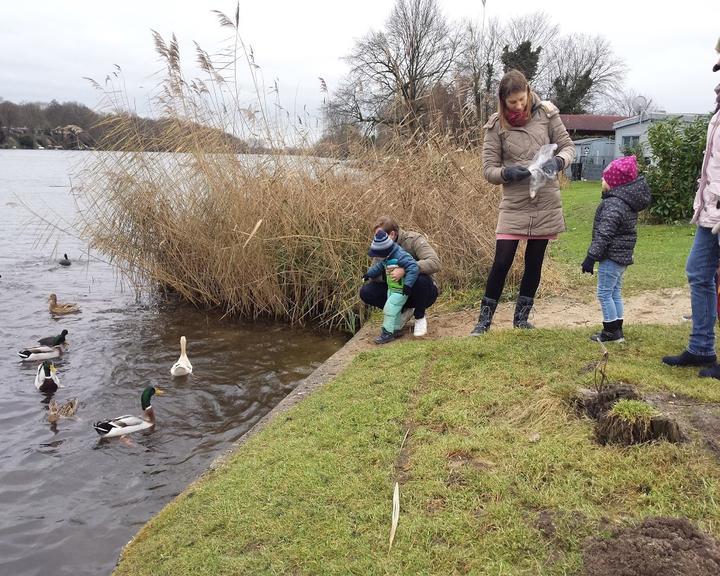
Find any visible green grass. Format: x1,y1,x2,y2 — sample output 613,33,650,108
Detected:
609,399,659,423
114,325,720,576
552,181,695,294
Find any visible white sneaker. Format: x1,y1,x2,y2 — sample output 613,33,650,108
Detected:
413,316,427,337
399,308,415,328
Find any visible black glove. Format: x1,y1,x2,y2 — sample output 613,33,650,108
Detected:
362,273,370,281
541,157,564,177
581,256,596,275
501,166,531,183
402,284,413,296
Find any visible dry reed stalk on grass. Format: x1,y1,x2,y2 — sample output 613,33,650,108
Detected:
74,8,562,332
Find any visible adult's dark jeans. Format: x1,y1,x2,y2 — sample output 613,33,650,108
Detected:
360,274,438,319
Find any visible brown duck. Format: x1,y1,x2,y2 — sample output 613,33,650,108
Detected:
48,293,80,315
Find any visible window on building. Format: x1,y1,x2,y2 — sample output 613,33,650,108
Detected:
622,135,640,148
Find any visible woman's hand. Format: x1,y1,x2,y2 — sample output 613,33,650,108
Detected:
502,166,531,182
390,267,406,282
541,157,564,176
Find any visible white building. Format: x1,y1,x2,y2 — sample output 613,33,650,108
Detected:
612,113,703,159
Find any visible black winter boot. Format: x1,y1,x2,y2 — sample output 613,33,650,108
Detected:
590,320,625,343
470,297,498,336
513,295,535,329
699,363,720,379
662,350,717,367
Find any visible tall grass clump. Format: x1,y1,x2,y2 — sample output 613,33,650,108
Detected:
75,6,524,332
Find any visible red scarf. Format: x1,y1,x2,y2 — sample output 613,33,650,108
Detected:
505,108,529,127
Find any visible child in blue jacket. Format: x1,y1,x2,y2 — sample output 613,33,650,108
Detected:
364,229,420,344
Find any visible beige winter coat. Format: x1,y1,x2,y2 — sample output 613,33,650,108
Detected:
369,228,441,283
482,96,575,236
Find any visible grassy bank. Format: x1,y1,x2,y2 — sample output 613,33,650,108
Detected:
552,181,694,295
114,324,720,575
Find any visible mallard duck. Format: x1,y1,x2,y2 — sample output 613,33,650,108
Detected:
18,345,64,361
170,336,193,376
38,329,68,346
48,397,78,423
59,253,71,266
48,293,80,315
34,360,60,393
93,386,164,438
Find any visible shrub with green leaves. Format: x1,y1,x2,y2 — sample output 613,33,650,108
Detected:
645,116,709,223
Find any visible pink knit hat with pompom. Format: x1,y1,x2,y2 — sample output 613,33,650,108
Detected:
603,155,638,188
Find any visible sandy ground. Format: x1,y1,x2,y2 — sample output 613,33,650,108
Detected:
356,287,691,346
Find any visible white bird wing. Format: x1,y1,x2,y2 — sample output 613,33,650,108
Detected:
110,415,145,427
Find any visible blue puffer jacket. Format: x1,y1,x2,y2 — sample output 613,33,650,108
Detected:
366,243,419,288
587,176,652,266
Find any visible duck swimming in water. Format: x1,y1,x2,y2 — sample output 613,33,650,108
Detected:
38,329,68,347
34,360,60,393
93,386,164,438
48,293,80,315
48,398,78,423
18,345,64,361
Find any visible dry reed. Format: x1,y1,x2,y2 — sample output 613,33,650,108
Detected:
74,7,555,332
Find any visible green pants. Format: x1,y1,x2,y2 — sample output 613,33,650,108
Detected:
383,290,409,333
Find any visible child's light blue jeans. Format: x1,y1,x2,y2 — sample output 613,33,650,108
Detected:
597,259,626,322
383,290,409,332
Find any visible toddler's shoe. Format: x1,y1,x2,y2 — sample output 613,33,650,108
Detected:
374,328,396,345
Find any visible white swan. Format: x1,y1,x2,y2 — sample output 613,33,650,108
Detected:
170,336,193,376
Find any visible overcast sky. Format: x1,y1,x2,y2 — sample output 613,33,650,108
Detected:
1,0,717,127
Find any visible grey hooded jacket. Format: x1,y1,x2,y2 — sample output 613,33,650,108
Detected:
587,176,652,266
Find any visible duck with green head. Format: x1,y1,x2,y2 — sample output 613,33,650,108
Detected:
38,329,68,347
34,360,60,393
93,386,164,438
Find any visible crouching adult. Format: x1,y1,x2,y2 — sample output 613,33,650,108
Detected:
360,216,441,336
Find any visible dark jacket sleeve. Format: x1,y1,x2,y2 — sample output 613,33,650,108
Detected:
396,253,420,287
366,260,385,279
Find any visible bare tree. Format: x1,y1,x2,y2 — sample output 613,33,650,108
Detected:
455,16,505,129
503,12,559,92
598,87,661,116
325,0,459,135
544,34,626,113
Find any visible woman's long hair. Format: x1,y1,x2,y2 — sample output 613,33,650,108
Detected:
497,70,533,129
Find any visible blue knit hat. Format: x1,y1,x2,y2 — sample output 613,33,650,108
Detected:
368,229,394,257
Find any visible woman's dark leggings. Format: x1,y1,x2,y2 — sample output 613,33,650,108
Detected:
484,239,549,301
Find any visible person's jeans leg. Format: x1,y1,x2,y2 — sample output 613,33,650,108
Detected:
360,281,389,310
597,260,619,322
383,291,409,332
405,274,438,319
612,266,626,320
687,226,720,356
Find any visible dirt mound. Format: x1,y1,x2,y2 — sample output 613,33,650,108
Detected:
583,517,720,576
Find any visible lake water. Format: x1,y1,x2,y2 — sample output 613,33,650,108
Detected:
0,150,346,576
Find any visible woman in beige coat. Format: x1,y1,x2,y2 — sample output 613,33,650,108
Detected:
471,69,575,335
